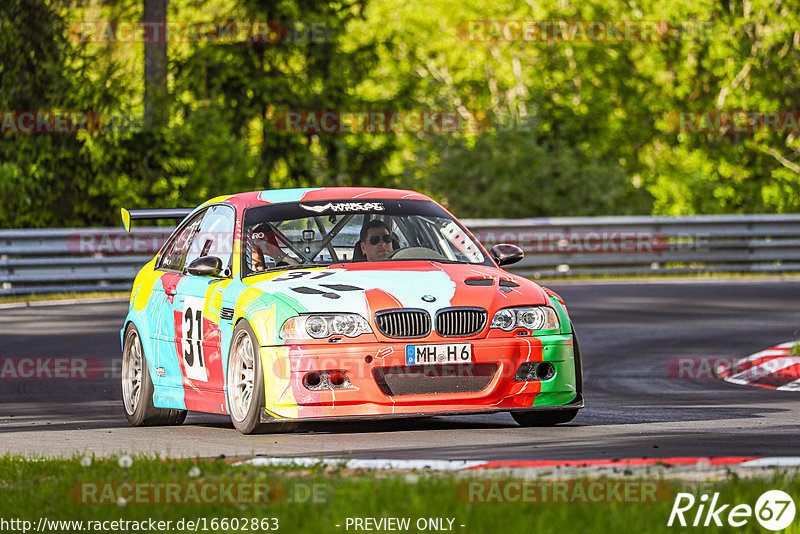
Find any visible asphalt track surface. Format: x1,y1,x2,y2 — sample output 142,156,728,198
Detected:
1,278,798,460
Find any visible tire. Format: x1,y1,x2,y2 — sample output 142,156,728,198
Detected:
511,321,583,427
226,320,265,434
122,323,187,426
571,320,583,394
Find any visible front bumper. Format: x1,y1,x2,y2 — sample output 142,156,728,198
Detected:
259,334,580,420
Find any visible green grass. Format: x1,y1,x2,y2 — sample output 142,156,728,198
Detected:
0,455,798,533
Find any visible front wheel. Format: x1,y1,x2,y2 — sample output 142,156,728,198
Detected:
226,321,265,434
122,324,187,426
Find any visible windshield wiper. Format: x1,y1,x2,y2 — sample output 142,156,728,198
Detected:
251,262,330,275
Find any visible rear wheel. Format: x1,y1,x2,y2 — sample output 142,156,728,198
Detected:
226,321,265,434
122,324,187,426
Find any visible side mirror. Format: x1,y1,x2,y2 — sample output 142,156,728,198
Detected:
490,244,524,266
186,256,223,277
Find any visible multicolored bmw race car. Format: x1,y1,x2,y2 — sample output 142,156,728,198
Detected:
121,188,583,433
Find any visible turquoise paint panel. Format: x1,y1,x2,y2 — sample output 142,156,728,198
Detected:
257,188,321,204
124,275,187,410
152,386,189,409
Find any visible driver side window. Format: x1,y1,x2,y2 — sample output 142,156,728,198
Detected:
157,211,205,272
183,204,235,275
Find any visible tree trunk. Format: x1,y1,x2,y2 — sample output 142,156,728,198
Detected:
143,0,167,129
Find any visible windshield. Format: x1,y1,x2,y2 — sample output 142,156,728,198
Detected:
241,199,491,276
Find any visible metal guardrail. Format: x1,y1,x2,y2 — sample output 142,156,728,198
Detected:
1,215,800,295
464,214,800,278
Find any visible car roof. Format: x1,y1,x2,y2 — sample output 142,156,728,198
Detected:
202,187,434,210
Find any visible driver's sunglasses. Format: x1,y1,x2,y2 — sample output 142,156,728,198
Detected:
368,234,393,245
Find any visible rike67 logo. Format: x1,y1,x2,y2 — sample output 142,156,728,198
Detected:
668,490,795,530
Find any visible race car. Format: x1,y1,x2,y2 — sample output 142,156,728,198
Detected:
120,187,583,434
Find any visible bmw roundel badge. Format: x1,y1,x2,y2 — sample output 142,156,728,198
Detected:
421,295,436,302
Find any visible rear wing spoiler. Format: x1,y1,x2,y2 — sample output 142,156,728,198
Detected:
120,208,194,232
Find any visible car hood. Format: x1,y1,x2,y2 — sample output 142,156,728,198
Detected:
241,261,548,317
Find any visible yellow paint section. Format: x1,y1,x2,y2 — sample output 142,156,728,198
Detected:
231,236,241,284
240,267,326,287
233,287,270,318
199,194,232,208
131,260,162,311
247,307,300,419
248,308,273,346
203,278,232,324
260,346,299,419
121,208,131,232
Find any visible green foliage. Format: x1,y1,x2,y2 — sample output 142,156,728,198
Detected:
413,127,650,217
1,0,799,226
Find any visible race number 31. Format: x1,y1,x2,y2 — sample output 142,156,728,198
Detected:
181,296,208,382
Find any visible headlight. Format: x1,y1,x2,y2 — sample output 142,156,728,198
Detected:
490,306,559,331
280,314,372,340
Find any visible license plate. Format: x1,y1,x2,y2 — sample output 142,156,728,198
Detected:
405,343,472,365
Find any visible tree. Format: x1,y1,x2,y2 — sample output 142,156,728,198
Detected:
143,0,168,129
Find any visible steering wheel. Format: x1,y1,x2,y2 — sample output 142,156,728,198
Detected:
385,247,448,261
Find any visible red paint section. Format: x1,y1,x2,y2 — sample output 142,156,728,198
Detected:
300,188,429,202
364,288,403,315
182,317,227,414
540,286,565,307
339,260,453,272
171,306,227,414
160,273,182,304
469,456,759,470
224,191,267,210
338,262,547,307
172,308,186,379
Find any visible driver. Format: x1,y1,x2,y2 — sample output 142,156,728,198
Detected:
360,220,393,261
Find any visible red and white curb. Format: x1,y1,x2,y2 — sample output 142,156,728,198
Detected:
236,456,800,471
718,341,800,391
